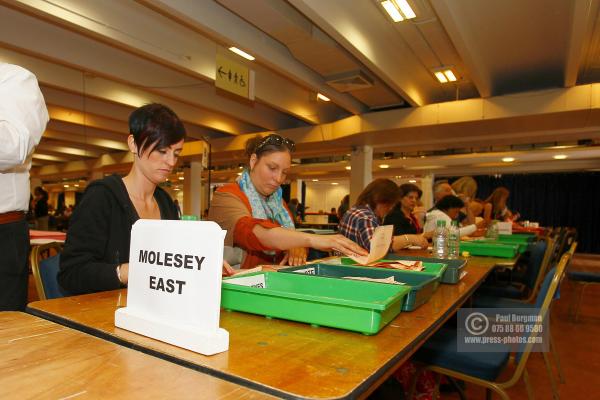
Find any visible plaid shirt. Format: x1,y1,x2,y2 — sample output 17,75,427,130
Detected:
338,205,380,251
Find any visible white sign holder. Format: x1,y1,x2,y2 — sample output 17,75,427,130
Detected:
115,220,229,355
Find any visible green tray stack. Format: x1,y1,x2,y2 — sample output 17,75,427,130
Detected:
279,263,442,311
221,272,410,335
470,239,530,254
459,241,519,258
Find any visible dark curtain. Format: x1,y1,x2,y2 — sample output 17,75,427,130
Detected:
448,172,600,254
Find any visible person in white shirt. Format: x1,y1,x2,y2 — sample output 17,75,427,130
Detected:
0,63,49,310
423,195,477,237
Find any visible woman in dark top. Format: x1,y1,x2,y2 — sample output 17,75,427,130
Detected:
384,183,424,235
59,103,184,294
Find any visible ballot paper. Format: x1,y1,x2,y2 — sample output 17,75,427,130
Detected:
371,260,425,271
347,225,394,265
342,276,405,285
232,266,263,276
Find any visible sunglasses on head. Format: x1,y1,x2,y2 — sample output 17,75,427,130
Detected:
255,134,295,153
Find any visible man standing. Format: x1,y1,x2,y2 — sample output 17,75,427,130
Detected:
0,63,49,310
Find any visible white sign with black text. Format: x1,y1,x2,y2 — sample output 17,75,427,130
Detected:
115,219,229,355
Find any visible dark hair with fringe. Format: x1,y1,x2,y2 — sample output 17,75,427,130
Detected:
355,178,400,209
129,103,186,156
399,183,422,199
435,194,465,211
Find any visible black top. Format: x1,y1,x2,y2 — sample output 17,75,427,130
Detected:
58,175,178,295
383,205,419,235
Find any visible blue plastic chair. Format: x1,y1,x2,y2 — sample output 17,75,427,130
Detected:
477,239,548,300
409,252,572,400
30,242,70,300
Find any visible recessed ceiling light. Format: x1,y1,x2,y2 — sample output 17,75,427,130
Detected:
63,184,69,188
381,0,416,22
409,179,417,183
444,70,457,82
381,0,403,22
74,184,79,187
396,0,416,18
433,67,457,83
228,47,255,61
331,182,339,185
502,157,515,163
379,164,390,169
434,71,448,83
178,176,184,180
553,154,568,160
237,172,242,176
317,93,330,102
312,179,319,182
345,166,351,170
173,188,180,191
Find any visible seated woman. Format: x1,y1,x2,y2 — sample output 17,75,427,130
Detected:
384,183,425,236
483,186,514,223
339,179,428,251
423,195,477,237
451,176,480,226
59,104,185,295
209,134,366,269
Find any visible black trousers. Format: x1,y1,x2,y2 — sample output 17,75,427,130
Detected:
0,219,29,311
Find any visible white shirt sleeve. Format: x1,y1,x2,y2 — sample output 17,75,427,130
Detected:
0,64,48,170
424,210,445,233
459,224,477,237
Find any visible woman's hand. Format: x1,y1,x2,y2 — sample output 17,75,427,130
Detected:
411,234,429,249
118,263,129,285
222,260,236,277
281,247,308,266
309,234,368,257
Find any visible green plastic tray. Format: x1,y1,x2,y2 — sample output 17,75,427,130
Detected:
221,272,410,335
472,239,530,254
278,264,440,311
460,241,519,258
498,234,536,244
339,257,448,280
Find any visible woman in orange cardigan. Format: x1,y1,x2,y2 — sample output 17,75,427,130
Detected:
209,134,366,270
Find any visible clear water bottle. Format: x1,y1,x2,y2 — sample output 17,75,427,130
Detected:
433,219,448,259
448,220,460,259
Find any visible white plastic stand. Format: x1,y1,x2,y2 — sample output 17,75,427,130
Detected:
115,220,229,355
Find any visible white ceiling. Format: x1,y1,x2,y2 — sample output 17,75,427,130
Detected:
1,0,599,182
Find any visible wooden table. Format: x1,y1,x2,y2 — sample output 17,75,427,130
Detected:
27,260,495,400
0,312,273,399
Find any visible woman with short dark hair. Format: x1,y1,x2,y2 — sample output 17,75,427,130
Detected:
423,194,477,237
59,103,185,294
209,134,366,269
384,183,424,236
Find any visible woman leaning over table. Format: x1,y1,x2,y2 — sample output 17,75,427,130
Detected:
58,104,185,295
208,134,366,270
423,194,477,237
339,179,429,252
